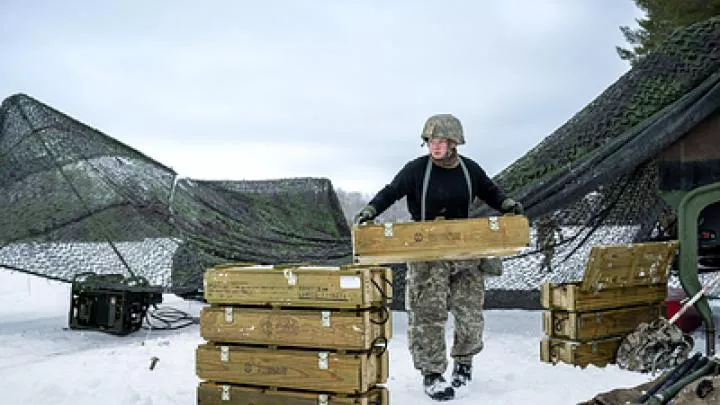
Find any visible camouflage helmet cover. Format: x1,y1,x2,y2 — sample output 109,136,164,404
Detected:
421,113,465,145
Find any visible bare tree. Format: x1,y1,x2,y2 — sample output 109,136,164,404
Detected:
335,188,411,225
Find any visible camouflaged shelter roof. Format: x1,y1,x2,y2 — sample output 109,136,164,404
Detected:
0,93,352,291
490,17,720,219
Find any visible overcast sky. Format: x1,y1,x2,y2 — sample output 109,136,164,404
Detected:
1,1,641,194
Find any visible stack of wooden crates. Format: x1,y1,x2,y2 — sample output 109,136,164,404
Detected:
540,241,680,368
196,263,393,405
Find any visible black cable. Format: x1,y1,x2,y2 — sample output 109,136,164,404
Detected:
143,305,198,331
637,352,702,403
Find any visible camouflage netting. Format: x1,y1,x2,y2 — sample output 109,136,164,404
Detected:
462,16,720,308
0,93,352,293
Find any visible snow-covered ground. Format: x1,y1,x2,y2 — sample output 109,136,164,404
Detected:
0,269,715,405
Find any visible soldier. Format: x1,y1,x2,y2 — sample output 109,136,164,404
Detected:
353,114,522,401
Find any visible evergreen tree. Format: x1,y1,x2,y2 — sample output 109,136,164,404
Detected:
617,0,720,65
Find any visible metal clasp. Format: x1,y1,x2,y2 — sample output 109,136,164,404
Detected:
221,384,230,401
318,352,329,370
220,346,230,362
383,223,394,237
224,307,233,323
488,216,500,231
283,268,297,286
321,311,331,328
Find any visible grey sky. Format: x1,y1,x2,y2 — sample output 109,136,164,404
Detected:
1,1,641,194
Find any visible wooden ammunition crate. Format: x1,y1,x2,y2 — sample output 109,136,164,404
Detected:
196,344,388,394
541,283,667,312
204,264,392,309
540,337,622,368
541,241,679,312
197,383,389,405
542,303,665,341
200,306,392,350
352,215,529,264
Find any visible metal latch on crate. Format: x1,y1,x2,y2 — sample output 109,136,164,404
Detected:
283,268,297,286
221,384,230,401
224,307,233,323
220,346,230,362
318,352,329,370
318,394,329,405
488,216,500,231
321,311,331,327
383,223,393,237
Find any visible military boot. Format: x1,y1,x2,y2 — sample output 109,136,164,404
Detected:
423,373,454,401
451,362,472,396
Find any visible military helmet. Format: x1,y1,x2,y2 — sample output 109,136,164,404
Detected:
421,114,465,145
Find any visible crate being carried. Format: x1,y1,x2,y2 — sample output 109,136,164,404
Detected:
196,263,393,404
352,215,530,264
540,240,679,368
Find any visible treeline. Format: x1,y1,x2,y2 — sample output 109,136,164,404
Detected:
618,0,720,65
334,188,411,226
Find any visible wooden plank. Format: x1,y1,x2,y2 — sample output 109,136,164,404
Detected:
377,349,389,385
580,241,679,292
540,337,621,368
543,303,665,341
196,344,387,394
204,265,392,309
541,282,667,312
352,215,530,265
200,307,392,350
541,283,551,309
197,382,389,405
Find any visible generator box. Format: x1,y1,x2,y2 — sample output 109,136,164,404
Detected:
68,273,163,335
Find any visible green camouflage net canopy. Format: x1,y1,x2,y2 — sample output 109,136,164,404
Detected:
0,94,352,294
469,17,720,306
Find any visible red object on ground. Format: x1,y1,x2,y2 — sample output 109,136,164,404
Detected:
665,287,703,333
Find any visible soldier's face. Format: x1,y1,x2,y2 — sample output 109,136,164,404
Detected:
428,137,450,159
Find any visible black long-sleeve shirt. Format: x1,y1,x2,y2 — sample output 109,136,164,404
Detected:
368,155,508,221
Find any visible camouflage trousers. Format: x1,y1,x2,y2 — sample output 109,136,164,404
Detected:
406,259,486,375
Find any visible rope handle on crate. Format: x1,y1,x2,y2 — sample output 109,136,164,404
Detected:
549,342,562,364
370,275,393,325
371,274,393,302
370,306,390,325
